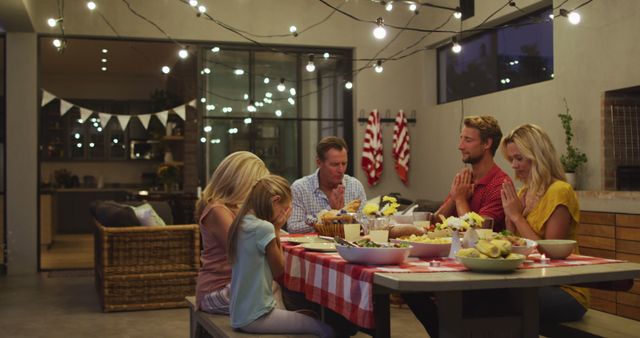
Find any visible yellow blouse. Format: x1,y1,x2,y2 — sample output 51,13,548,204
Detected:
518,180,589,309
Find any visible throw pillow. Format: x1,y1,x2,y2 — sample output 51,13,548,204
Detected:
91,200,141,227
130,203,167,226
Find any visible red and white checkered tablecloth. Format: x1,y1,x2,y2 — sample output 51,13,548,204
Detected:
281,236,623,329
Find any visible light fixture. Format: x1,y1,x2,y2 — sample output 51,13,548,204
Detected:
265,92,273,98
289,25,298,37
306,54,316,72
211,46,220,53
345,81,353,90
244,117,253,124
374,60,384,73
189,0,198,7
559,9,581,25
454,7,462,19
289,88,296,96
52,39,62,48
200,97,207,103
178,49,189,59
277,78,286,92
101,66,107,71
275,110,283,117
373,17,387,40
288,97,295,105
47,18,60,27
409,2,418,12
203,67,211,74
87,1,96,10
101,58,107,63
263,77,270,84
234,69,245,75
198,5,206,13
385,2,393,12
200,137,207,143
323,52,330,59
451,37,462,54
161,66,171,74
102,48,108,53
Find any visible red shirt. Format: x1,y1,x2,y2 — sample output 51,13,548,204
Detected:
444,164,511,232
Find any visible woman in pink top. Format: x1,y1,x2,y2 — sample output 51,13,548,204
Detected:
194,151,269,313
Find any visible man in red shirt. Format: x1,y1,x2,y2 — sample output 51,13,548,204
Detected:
404,116,512,338
436,115,511,232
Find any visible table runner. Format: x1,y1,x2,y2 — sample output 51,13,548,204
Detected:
282,237,623,329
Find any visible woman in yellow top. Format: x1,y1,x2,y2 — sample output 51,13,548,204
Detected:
500,124,589,324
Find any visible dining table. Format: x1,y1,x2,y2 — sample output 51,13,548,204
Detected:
281,236,640,338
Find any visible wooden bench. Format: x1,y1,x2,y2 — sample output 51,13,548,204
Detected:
186,297,316,338
541,309,640,338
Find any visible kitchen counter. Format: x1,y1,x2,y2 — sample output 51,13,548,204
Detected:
577,190,640,214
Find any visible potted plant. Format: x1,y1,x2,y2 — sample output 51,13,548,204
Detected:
558,99,587,188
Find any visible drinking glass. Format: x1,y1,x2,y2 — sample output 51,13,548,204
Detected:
413,211,433,231
369,217,390,243
343,223,361,242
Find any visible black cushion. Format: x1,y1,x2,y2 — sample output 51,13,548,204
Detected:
90,200,174,227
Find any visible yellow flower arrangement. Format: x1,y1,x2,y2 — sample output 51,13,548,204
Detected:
440,212,484,231
363,196,400,217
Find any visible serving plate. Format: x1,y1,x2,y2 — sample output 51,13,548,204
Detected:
457,254,525,272
284,236,327,244
336,244,411,265
301,242,336,252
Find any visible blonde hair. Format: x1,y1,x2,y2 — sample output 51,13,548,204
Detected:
194,151,269,221
500,124,566,213
464,116,503,156
227,175,291,264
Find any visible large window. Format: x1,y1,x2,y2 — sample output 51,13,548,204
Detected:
438,7,553,103
199,45,353,183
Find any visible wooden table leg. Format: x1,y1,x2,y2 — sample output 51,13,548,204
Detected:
373,290,390,338
435,291,464,338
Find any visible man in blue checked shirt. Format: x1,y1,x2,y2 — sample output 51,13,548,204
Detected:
287,136,366,233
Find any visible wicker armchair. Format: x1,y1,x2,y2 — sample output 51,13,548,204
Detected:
94,220,200,312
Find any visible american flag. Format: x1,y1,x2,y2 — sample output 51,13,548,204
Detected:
393,110,410,185
361,110,383,186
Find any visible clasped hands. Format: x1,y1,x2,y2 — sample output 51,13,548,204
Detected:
449,168,474,202
328,184,345,210
500,180,524,222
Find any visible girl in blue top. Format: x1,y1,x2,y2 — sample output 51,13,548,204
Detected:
227,175,334,338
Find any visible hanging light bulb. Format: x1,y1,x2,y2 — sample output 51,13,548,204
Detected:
306,54,316,72
345,81,353,90
374,60,384,73
277,78,286,92
559,9,581,25
568,11,581,24
373,17,387,40
454,7,462,19
178,49,189,59
102,48,108,53
409,2,418,12
323,52,330,59
288,98,295,105
203,67,211,74
161,66,171,74
385,2,393,12
263,77,270,84
234,69,245,75
247,102,256,113
211,46,220,53
52,39,62,48
87,1,96,10
451,37,462,54
47,18,59,27
289,88,296,96
198,5,207,13
289,25,298,37
189,0,198,7
275,110,283,117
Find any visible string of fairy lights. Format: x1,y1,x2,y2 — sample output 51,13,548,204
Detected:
44,0,594,124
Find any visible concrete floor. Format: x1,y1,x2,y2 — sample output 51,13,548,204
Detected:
0,272,429,338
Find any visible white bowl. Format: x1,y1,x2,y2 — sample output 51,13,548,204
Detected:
510,238,538,256
458,254,525,272
336,245,411,265
392,239,451,258
536,239,576,259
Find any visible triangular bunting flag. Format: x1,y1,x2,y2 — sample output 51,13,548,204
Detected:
79,108,92,123
59,100,74,116
138,114,152,129
98,113,112,128
173,105,186,121
187,99,196,108
41,90,56,107
156,110,169,126
116,115,131,130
